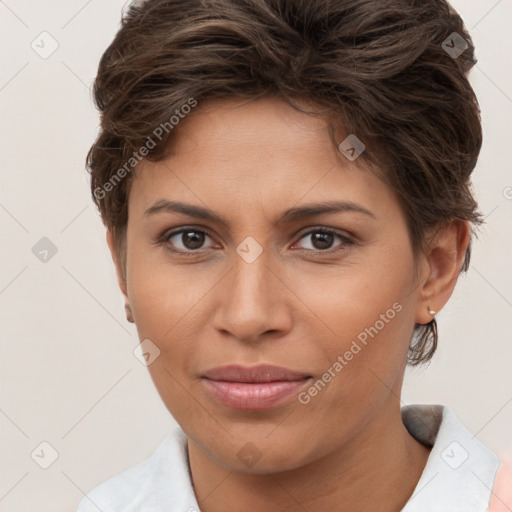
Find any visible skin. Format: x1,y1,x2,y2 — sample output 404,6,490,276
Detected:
107,95,469,512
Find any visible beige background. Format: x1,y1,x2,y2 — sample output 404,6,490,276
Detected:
0,1,511,510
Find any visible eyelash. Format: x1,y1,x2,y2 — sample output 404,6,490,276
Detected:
158,227,354,257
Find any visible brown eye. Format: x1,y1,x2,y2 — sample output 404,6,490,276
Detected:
310,231,335,250
164,229,215,252
294,229,353,253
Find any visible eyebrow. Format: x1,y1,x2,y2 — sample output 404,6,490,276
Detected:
144,199,376,228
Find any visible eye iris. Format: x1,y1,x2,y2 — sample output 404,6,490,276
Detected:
312,231,334,250
182,230,205,249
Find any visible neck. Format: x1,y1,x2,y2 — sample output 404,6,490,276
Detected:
187,400,431,512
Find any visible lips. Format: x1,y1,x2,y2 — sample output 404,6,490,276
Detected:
201,364,312,410
202,364,311,383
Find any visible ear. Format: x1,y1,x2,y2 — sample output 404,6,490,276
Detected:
106,229,133,322
415,220,470,325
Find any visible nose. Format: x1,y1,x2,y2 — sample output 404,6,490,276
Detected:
212,250,292,343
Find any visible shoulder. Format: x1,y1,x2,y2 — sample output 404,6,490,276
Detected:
76,453,154,512
401,404,504,512
75,425,197,512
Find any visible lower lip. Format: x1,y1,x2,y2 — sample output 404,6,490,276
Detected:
202,378,310,410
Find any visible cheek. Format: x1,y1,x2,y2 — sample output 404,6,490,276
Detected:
125,233,211,338
294,298,414,449
297,242,417,395
125,249,209,422
303,240,415,344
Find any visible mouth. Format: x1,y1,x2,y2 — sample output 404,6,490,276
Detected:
201,364,312,410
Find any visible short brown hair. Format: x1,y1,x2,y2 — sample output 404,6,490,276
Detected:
87,0,483,365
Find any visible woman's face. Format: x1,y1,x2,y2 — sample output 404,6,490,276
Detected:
120,95,429,473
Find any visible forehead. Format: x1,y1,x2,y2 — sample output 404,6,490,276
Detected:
128,96,401,225
162,95,336,164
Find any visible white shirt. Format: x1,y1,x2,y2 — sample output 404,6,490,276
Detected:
76,404,500,512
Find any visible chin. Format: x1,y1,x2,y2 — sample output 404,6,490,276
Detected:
202,435,316,475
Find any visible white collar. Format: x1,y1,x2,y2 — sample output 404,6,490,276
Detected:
78,404,499,511
401,404,499,511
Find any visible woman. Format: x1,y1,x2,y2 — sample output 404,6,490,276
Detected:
78,0,511,510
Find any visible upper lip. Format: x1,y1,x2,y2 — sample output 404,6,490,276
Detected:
201,365,311,383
